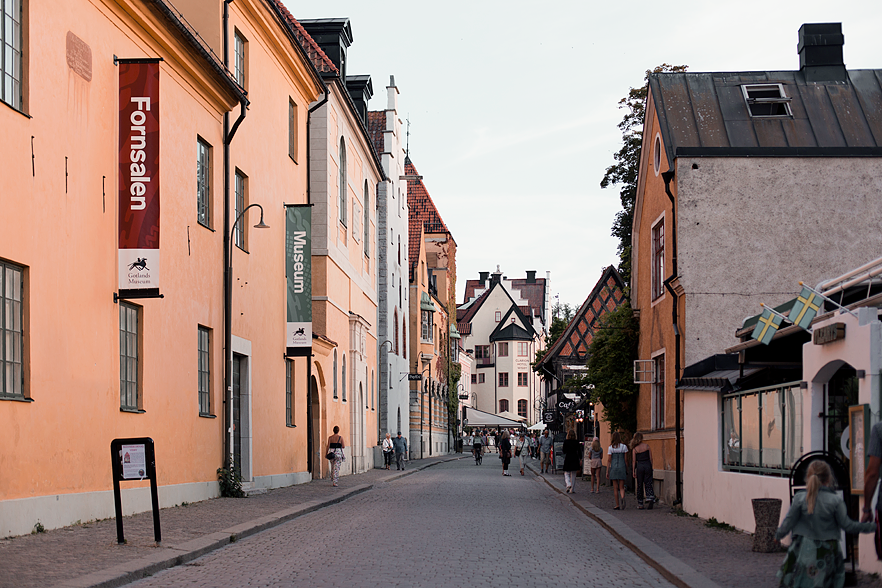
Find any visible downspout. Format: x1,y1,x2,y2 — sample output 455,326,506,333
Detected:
306,83,331,205
661,169,682,506
222,0,248,471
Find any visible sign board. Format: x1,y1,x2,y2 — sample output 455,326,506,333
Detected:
850,404,870,495
458,394,469,400
408,374,423,381
543,410,556,424
814,322,846,345
118,59,161,296
286,205,312,356
557,399,576,411
110,437,160,544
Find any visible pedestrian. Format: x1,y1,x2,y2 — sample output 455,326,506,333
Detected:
861,419,882,530
326,425,345,487
382,432,394,470
588,437,604,494
776,460,874,587
530,432,538,459
392,431,408,471
515,430,530,476
499,430,512,476
562,429,582,493
607,431,628,509
472,431,483,463
631,433,655,509
538,429,553,474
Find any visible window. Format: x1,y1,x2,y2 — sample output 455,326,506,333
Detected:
421,310,432,342
234,30,246,88
471,374,477,384
494,311,501,322
286,359,294,426
402,321,406,359
499,399,509,412
0,261,24,398
341,354,347,401
651,218,664,300
288,99,298,162
499,372,509,387
478,373,485,384
333,349,338,399
497,342,508,357
198,326,211,415
723,382,803,473
651,354,665,430
234,170,247,250
475,345,490,359
517,372,528,387
517,342,528,357
197,138,211,228
371,370,374,410
393,309,399,355
1,0,22,110
120,302,141,411
338,139,347,226
742,84,792,117
517,399,527,418
653,134,661,175
364,182,370,256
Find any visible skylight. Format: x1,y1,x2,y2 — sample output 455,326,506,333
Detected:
741,84,793,117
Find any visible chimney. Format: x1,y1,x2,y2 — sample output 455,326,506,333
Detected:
479,271,489,284
345,75,373,123
298,18,353,81
526,270,536,284
798,23,846,83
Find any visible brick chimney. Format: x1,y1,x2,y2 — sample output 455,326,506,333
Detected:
798,23,847,83
526,270,536,284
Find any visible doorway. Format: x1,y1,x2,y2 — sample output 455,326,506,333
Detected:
309,373,321,479
232,353,244,477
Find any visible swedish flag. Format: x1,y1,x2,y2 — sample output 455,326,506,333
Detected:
789,286,823,331
751,308,783,345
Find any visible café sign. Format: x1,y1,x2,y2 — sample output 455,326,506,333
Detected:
813,322,845,345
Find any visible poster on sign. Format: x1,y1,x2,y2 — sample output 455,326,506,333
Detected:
121,443,147,480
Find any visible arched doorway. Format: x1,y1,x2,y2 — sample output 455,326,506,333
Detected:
821,363,858,467
309,373,322,479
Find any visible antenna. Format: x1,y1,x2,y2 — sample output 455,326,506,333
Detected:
406,115,411,157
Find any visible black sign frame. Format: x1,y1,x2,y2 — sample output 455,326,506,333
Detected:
110,437,161,544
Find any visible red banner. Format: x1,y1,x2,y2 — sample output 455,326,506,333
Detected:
118,61,160,292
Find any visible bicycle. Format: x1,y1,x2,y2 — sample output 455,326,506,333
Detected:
473,445,483,465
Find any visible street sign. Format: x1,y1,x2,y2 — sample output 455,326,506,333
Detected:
543,410,556,424
557,399,576,411
407,374,423,381
458,395,469,400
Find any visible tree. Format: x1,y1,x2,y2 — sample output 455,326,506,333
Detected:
600,64,687,290
585,301,639,433
533,301,577,364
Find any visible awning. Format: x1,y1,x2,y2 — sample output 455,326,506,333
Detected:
420,292,436,312
527,422,546,431
449,324,461,339
462,406,525,428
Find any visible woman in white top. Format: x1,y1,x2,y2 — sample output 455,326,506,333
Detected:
382,433,394,470
606,432,629,510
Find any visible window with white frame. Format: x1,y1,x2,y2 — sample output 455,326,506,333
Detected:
0,260,24,398
651,218,665,301
342,354,347,401
234,30,246,88
1,0,22,110
120,302,141,411
198,326,211,415
286,359,294,426
651,354,665,430
234,170,247,250
197,138,212,228
338,139,347,226
333,349,338,399
288,99,298,162
517,342,528,357
494,311,501,322
363,182,370,256
421,310,432,342
742,83,792,118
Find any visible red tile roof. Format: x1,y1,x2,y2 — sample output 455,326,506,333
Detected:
462,276,547,325
407,157,450,281
268,0,338,74
367,111,385,155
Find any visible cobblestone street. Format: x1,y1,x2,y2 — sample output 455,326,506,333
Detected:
127,459,672,588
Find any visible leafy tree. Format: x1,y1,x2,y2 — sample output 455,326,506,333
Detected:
533,302,577,364
600,64,687,290
585,301,639,433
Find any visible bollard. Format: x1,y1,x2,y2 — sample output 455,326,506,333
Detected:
751,498,782,552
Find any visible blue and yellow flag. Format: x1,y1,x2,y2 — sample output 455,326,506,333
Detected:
751,308,784,345
789,286,823,331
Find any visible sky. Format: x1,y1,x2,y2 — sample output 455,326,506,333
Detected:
286,0,882,311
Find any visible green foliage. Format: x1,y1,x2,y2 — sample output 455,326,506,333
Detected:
705,517,736,531
533,302,577,364
600,64,688,290
448,362,461,426
585,301,639,433
32,521,45,534
217,466,245,498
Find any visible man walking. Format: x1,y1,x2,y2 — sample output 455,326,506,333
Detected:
393,432,408,471
539,429,554,474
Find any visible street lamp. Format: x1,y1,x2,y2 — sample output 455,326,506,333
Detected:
224,203,269,472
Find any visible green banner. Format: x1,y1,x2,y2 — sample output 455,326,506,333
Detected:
286,205,311,355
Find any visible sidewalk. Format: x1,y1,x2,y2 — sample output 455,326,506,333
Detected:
527,460,882,588
0,455,460,588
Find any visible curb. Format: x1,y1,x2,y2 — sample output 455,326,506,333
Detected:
527,463,722,588
53,456,461,588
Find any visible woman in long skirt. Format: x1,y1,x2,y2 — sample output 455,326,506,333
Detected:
499,431,512,476
326,425,346,487
562,429,581,493
515,431,530,475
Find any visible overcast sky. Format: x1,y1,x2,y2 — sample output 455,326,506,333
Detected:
286,0,881,311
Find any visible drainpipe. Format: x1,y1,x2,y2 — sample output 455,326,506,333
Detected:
661,169,682,506
222,0,248,472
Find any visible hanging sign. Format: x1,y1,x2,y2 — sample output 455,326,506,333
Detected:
286,205,312,356
118,59,161,295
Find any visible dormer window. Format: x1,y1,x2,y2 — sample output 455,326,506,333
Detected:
741,84,792,117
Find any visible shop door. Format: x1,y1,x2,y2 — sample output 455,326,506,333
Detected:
824,365,858,468
232,353,244,473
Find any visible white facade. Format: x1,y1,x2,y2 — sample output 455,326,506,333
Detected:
375,78,411,445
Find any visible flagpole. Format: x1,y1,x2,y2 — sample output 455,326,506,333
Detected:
799,282,859,318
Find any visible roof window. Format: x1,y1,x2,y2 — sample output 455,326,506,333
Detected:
741,84,792,117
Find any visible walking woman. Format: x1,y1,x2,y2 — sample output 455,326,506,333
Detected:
776,460,874,588
499,431,512,476
382,432,394,470
607,432,628,509
326,425,346,487
631,433,655,509
515,431,530,476
562,429,582,493
588,438,604,494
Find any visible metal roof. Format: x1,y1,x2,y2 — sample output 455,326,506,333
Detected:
649,69,882,168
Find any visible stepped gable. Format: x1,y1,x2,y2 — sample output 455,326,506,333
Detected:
268,0,338,73
366,111,385,155
406,157,450,281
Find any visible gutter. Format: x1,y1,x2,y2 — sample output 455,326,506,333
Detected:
661,169,682,507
